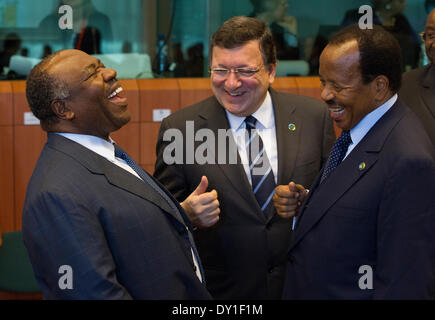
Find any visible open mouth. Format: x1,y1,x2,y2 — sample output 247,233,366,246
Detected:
226,90,244,97
107,86,128,105
107,86,123,99
329,106,345,116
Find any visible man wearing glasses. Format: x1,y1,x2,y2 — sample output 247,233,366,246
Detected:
154,16,335,299
400,8,435,146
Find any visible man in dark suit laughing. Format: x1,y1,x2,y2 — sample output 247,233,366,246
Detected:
22,49,211,300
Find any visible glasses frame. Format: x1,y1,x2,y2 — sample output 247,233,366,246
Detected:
209,66,263,79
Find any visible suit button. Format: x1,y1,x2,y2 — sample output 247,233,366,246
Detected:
268,267,274,273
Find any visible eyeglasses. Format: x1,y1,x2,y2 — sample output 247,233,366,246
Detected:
420,31,435,42
210,66,262,79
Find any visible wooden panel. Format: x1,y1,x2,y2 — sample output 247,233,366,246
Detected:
0,127,14,232
178,78,213,109
0,82,13,126
140,122,161,165
111,122,140,162
14,126,46,229
0,291,42,300
295,76,322,100
138,79,180,122
272,77,299,95
11,81,29,126
119,79,140,123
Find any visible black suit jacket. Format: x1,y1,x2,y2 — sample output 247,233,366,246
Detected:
284,99,435,299
22,133,212,300
154,89,335,299
400,64,435,146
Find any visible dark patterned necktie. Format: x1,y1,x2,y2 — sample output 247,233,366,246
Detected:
245,115,276,216
320,130,352,183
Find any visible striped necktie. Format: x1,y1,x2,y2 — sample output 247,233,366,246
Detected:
245,115,276,217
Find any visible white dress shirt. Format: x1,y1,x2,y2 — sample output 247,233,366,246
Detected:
225,91,278,184
345,94,397,159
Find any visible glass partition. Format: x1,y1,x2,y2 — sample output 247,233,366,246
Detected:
0,0,429,80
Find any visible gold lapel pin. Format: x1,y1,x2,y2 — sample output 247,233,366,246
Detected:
288,123,296,131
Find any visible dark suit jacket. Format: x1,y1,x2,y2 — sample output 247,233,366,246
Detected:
154,88,335,299
400,64,435,146
22,133,211,300
284,99,435,299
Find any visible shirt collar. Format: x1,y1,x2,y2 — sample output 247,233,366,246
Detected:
349,93,397,147
225,91,274,131
56,133,116,161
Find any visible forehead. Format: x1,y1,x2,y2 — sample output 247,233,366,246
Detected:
427,10,435,28
319,40,361,78
45,50,99,82
211,40,263,65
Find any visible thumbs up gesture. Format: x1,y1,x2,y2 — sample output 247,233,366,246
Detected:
181,176,220,228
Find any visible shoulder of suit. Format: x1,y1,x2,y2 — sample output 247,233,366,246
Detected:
271,89,327,113
163,95,218,124
402,65,430,83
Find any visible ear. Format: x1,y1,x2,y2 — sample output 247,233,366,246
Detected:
267,62,277,84
372,75,390,101
50,100,74,120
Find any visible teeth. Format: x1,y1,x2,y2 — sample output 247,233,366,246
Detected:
228,92,242,96
329,106,345,114
107,87,123,99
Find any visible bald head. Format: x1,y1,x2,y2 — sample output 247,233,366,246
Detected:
425,9,435,64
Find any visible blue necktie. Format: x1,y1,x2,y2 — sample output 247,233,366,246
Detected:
245,115,276,217
320,130,352,183
113,143,205,281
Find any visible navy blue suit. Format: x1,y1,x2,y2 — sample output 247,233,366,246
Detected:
22,133,211,300
283,100,435,299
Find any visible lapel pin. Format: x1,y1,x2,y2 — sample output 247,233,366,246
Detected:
358,162,366,171
288,123,296,131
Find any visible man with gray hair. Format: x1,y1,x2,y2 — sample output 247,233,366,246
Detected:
399,8,435,146
22,49,211,299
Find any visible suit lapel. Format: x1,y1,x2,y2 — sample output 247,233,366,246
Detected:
271,89,299,186
47,134,186,226
290,100,407,250
420,64,435,118
267,89,299,223
198,98,266,221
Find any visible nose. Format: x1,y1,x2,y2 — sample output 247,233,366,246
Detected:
102,67,117,82
320,85,335,102
224,71,242,90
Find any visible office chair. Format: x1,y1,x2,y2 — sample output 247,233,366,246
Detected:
0,230,40,293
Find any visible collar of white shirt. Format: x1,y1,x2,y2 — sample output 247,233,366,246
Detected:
345,93,397,158
225,91,274,131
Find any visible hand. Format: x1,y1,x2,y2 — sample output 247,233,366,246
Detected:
272,181,307,219
181,176,220,228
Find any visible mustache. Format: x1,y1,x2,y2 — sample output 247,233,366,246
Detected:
325,99,336,106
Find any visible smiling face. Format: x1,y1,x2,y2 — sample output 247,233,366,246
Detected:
319,41,378,131
210,40,276,117
46,49,130,139
425,9,435,64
